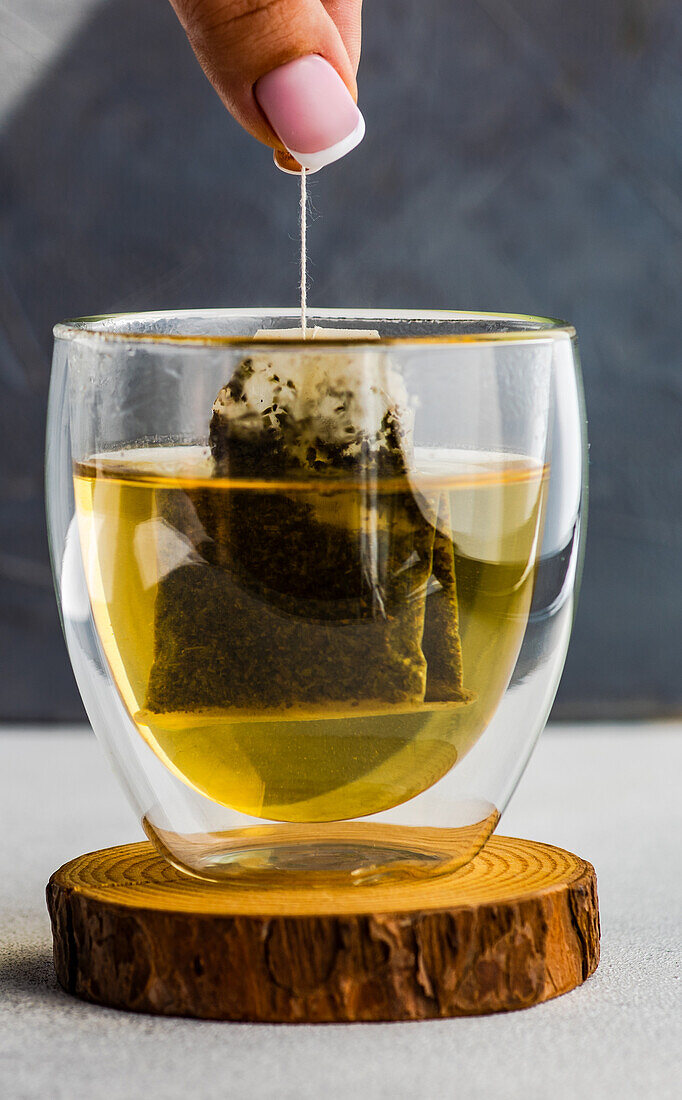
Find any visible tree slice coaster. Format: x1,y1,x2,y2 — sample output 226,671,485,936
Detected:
46,836,599,1022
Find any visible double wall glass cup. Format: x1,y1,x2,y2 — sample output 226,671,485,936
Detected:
46,309,586,885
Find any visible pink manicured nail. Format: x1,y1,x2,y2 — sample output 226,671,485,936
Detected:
255,55,365,173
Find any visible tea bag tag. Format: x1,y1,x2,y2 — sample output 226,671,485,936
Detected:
253,327,381,341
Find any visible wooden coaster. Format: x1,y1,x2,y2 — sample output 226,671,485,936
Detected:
46,836,599,1022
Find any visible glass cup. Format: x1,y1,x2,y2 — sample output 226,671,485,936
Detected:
46,309,586,885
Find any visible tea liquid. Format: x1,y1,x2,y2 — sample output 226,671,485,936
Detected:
74,447,546,821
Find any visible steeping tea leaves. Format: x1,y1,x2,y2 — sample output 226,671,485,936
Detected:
146,350,470,716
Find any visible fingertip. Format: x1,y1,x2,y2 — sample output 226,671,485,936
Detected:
258,55,363,173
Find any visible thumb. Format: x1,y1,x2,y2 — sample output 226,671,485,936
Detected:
169,0,365,171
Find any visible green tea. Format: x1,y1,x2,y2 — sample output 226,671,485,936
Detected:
74,446,546,821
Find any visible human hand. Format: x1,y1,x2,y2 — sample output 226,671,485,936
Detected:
168,1,365,172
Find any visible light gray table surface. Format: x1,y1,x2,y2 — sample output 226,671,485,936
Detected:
0,723,680,1100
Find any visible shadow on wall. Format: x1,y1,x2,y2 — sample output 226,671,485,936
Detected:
1,0,681,719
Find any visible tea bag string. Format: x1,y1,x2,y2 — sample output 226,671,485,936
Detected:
300,167,307,338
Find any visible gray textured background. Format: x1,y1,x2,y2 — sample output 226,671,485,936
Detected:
1,0,681,720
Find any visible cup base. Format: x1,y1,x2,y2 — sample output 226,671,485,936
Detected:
143,813,500,887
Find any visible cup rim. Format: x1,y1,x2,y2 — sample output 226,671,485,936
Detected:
53,307,576,348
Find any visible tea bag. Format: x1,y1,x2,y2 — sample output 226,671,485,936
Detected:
145,345,469,715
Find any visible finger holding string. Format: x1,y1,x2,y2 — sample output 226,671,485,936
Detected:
168,0,365,173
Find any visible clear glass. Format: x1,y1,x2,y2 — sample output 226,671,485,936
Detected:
46,309,586,885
